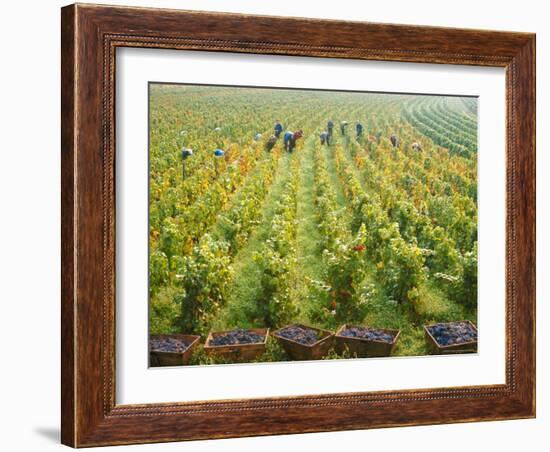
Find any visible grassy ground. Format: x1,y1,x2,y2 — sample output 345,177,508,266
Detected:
290,135,325,321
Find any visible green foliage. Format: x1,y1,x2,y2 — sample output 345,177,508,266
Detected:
323,346,354,360
253,338,289,363
159,217,180,268
447,242,478,308
322,224,369,321
253,246,298,327
252,161,300,328
377,233,427,303
187,345,233,366
174,235,234,335
149,250,169,298
149,286,180,334
425,226,461,275
215,151,281,252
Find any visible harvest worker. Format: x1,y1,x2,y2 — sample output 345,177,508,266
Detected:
320,131,330,145
283,130,304,152
356,122,364,138
327,119,334,137
340,120,348,135
265,135,278,151
214,148,225,157
274,120,283,138
180,148,193,179
254,133,262,141
390,134,400,148
412,142,422,152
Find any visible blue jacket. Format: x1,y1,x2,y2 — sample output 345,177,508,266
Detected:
356,123,363,133
284,131,293,143
274,123,283,133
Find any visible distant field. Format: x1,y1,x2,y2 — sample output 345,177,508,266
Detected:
148,84,478,363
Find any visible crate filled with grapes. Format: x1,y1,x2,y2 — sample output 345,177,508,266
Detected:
424,321,478,354
335,324,401,358
149,334,201,367
271,324,334,361
203,328,269,362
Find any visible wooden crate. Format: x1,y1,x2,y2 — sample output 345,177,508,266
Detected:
424,320,478,355
149,334,201,367
203,328,269,362
334,324,401,358
272,324,334,361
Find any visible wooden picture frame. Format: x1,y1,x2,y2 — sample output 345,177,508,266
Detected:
61,3,535,447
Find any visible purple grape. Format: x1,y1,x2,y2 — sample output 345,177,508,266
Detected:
209,329,265,346
427,322,477,347
149,337,191,353
340,326,395,343
276,326,319,345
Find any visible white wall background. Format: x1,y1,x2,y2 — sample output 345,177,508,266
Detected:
0,1,545,451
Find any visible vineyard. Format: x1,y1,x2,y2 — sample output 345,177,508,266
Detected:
148,84,478,364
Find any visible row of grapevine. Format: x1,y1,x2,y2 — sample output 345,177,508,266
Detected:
150,86,309,270
349,133,477,254
253,156,301,328
333,143,427,305
344,132,477,308
164,150,287,333
403,96,477,158
154,144,265,265
307,142,370,327
433,97,478,137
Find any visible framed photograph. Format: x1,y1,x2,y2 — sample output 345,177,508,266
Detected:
61,3,536,447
